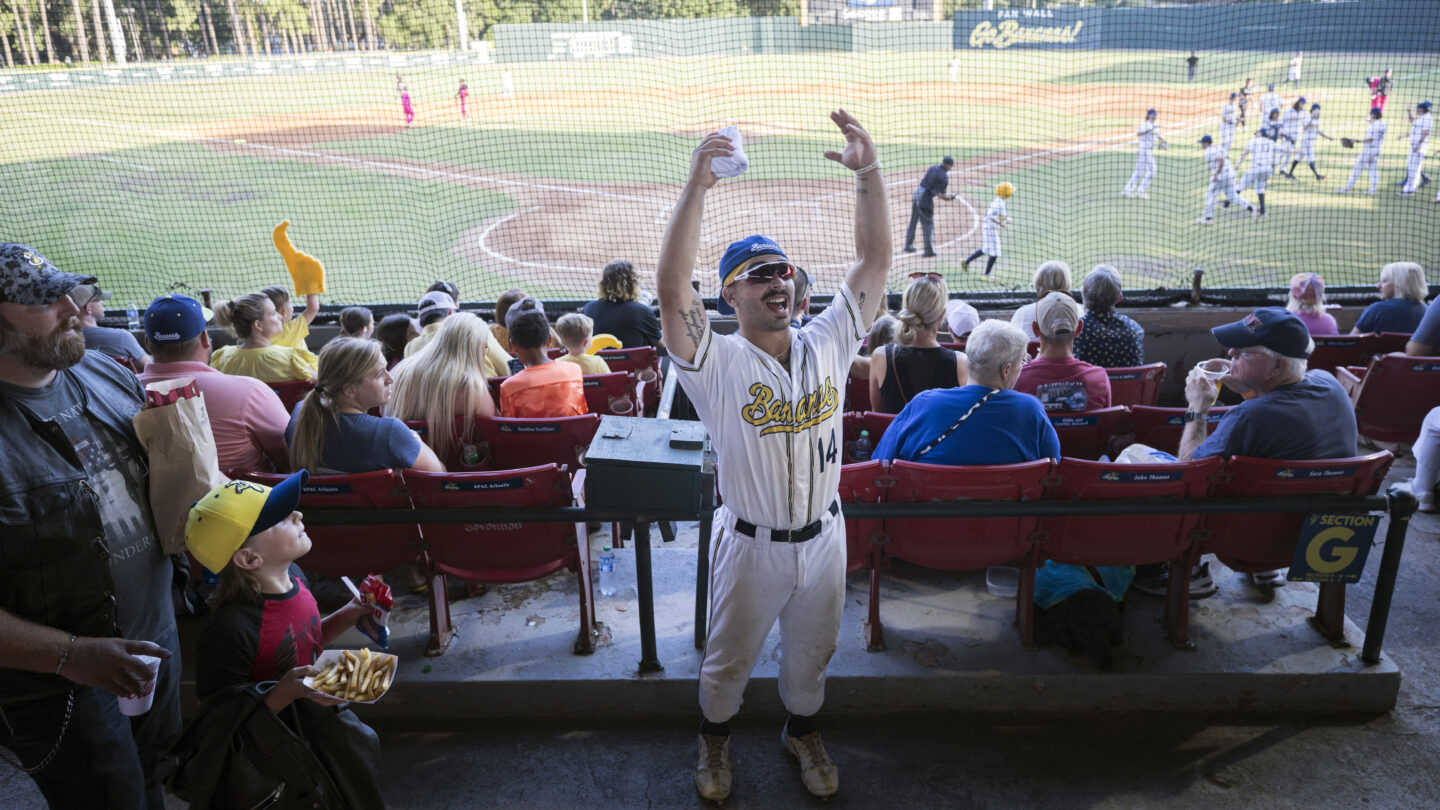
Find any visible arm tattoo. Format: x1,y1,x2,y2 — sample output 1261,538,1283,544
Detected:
679,299,707,349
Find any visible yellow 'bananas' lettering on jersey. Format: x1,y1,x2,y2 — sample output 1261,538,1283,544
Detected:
741,379,840,436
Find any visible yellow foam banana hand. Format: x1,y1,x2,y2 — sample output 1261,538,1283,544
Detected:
272,221,326,295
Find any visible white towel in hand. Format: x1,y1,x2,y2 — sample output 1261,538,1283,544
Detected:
711,125,749,179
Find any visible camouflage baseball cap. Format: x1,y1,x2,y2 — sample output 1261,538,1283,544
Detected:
0,244,95,306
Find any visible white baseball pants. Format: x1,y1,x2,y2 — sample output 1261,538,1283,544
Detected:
982,226,1003,257
1204,173,1249,219
699,504,846,723
1237,166,1271,194
1220,125,1236,154
1124,149,1156,195
1413,407,1440,504
1402,150,1426,193
1342,151,1381,193
1300,139,1317,163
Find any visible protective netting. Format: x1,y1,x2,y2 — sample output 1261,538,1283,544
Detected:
1,0,1437,310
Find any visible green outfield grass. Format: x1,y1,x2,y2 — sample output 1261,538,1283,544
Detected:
2,48,1436,305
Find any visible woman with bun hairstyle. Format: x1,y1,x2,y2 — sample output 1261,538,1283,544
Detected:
287,338,444,475
386,313,497,467
869,273,968,414
210,292,318,382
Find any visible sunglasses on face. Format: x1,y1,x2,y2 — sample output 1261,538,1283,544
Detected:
908,271,943,281
728,262,796,285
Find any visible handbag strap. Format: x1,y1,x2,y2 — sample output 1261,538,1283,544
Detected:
915,388,1000,459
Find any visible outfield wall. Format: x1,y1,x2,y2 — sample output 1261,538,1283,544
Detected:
496,2,1438,63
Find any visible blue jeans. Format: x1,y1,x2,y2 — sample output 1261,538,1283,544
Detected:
0,624,181,809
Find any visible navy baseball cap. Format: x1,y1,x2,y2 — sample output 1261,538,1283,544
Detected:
1268,83,1275,90
1229,92,1237,99
1199,135,1213,144
1146,108,1157,116
717,235,793,315
1212,307,1312,359
1420,101,1433,110
1297,97,1306,104
145,294,214,344
942,156,955,166
1311,103,1321,110
0,243,94,305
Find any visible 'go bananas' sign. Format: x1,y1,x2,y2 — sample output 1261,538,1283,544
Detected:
960,9,1098,50
970,20,1084,49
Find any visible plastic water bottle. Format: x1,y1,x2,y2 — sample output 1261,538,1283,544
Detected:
853,430,873,462
126,301,141,332
598,545,618,596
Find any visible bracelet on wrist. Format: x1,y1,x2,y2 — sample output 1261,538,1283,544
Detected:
54,633,77,676
854,160,881,176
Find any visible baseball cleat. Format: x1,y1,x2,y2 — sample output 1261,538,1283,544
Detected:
783,728,839,798
1196,217,1213,225
1137,192,1150,199
961,258,971,272
901,246,917,254
695,734,732,802
922,251,938,258
1316,175,1326,181
1251,207,1260,221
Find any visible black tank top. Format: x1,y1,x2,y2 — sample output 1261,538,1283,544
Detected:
878,345,959,413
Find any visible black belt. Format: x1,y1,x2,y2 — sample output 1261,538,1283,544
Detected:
735,502,839,543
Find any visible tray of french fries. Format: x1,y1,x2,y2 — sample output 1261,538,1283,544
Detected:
304,648,397,704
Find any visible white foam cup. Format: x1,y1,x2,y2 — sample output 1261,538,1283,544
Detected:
117,654,162,716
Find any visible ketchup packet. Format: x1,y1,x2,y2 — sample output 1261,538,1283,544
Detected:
344,575,394,649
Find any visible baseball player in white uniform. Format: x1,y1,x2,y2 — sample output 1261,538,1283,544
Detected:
962,182,1012,276
1276,98,1306,177
1220,93,1239,153
1340,108,1387,194
1288,53,1303,89
1287,103,1333,180
1123,108,1167,198
1400,101,1433,195
659,109,890,803
1260,85,1283,123
1235,128,1277,217
1198,134,1257,224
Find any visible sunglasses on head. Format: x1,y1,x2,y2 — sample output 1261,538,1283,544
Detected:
728,261,796,285
908,271,943,281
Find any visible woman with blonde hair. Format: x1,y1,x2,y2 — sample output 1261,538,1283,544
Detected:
287,338,444,474
1010,260,1072,340
869,273,968,414
387,313,498,466
211,292,318,382
1352,262,1430,334
1286,273,1338,335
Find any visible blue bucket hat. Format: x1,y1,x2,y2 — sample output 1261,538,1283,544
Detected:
1211,307,1311,359
716,235,794,316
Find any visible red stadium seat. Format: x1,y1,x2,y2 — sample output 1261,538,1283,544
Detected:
234,468,423,577
844,374,872,414
842,411,895,463
1336,355,1440,443
596,347,662,415
1369,332,1411,355
403,417,496,471
1307,334,1371,375
268,379,316,413
1048,406,1129,460
473,414,600,473
1124,406,1233,456
876,459,1052,650
838,461,886,576
1041,456,1221,646
407,464,597,655
581,371,640,416
1105,363,1167,407
1201,452,1394,642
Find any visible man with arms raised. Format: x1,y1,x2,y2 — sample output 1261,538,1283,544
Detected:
658,110,889,802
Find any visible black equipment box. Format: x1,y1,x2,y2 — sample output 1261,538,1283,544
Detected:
584,416,712,519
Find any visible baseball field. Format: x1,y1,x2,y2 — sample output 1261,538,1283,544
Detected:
2,46,1436,307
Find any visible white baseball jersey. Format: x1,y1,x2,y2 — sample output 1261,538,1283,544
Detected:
1205,144,1233,178
1300,113,1320,147
1289,56,1302,79
1243,135,1275,172
1411,112,1433,149
1261,91,1282,116
1137,119,1159,151
985,196,1008,230
1363,118,1388,154
674,284,864,529
1221,102,1237,126
1280,108,1303,143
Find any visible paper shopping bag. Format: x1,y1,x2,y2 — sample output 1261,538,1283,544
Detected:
132,378,228,555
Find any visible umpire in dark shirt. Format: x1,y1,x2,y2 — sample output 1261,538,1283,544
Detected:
903,156,955,258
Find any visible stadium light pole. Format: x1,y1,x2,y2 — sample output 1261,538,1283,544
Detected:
102,0,127,65
456,0,468,52
583,0,589,24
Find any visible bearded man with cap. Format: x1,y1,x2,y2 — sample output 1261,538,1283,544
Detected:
658,110,890,802
73,283,150,371
1014,291,1112,413
0,243,180,808
139,295,292,473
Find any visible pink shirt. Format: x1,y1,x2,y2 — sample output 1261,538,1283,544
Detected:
139,360,291,473
1293,309,1339,336
1014,356,1113,413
